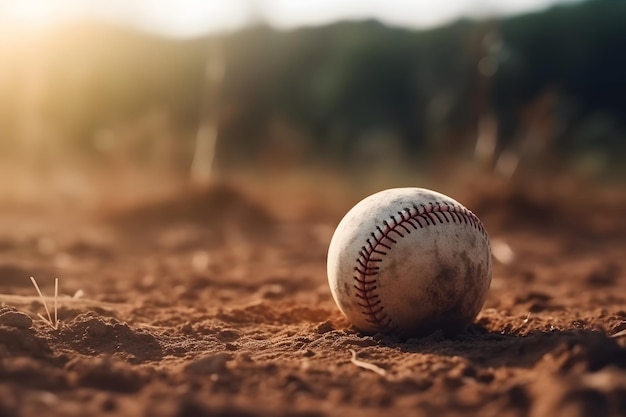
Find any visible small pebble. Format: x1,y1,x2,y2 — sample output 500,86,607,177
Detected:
185,352,233,375
316,320,334,334
224,343,238,351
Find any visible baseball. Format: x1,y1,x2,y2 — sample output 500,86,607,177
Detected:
327,187,492,338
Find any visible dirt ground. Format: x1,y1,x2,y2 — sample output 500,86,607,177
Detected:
0,174,625,417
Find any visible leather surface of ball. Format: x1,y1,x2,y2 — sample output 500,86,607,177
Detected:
327,187,492,337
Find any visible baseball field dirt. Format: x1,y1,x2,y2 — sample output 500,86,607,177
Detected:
0,174,625,417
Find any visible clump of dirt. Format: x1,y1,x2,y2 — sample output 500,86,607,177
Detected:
0,307,50,357
65,357,149,393
52,313,162,363
0,307,32,329
106,182,276,237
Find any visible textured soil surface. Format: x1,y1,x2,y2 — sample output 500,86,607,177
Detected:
1,178,625,417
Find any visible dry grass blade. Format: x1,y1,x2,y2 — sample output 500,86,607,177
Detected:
349,349,387,377
54,278,59,328
30,276,55,328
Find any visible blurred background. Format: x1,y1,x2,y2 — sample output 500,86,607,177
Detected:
0,0,624,209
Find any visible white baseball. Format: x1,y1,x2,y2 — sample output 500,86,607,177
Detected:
327,188,492,337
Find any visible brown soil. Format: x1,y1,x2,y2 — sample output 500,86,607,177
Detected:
1,178,625,417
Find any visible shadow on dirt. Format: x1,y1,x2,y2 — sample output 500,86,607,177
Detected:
389,327,626,370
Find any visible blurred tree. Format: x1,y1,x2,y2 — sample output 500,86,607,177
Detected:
0,0,624,178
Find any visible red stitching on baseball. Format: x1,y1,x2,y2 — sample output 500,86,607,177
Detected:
353,201,488,333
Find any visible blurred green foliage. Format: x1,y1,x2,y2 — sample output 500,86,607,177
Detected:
0,0,624,176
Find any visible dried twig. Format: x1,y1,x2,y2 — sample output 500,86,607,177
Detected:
54,278,58,328
349,349,387,377
29,276,58,329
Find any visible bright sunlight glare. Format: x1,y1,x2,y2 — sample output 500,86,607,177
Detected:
0,0,581,38
1,0,61,28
